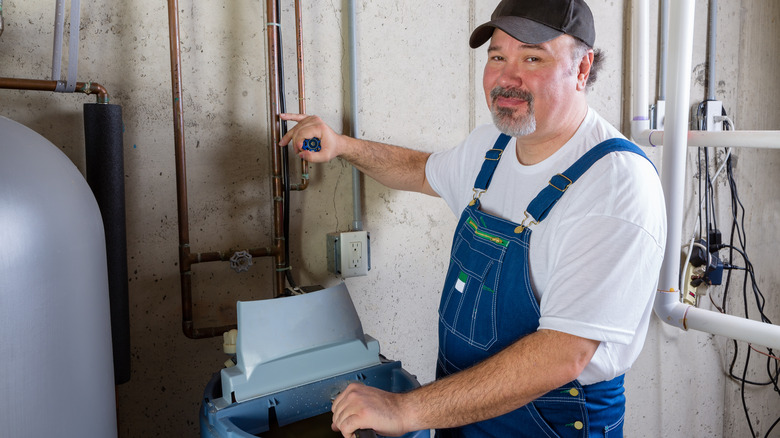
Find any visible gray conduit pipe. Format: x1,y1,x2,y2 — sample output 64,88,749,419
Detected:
706,0,717,101
51,0,81,92
0,0,5,37
64,0,81,92
347,0,363,231
52,0,65,81
658,0,668,100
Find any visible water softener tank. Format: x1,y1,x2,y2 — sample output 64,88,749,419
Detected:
0,116,117,437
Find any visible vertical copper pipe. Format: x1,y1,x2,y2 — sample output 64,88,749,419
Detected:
267,0,286,297
165,0,198,336
290,0,310,191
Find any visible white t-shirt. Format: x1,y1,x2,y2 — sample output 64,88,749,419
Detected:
425,108,666,384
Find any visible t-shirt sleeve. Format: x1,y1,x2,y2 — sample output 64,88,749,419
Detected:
536,154,666,345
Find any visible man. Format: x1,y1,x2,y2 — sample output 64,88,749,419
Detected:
280,0,666,436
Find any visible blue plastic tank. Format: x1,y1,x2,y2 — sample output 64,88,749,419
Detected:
200,359,428,438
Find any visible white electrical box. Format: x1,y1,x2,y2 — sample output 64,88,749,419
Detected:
705,100,723,131
327,231,370,278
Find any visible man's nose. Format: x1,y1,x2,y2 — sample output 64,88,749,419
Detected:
496,64,523,88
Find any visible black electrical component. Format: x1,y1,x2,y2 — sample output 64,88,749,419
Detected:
708,229,722,252
689,238,724,286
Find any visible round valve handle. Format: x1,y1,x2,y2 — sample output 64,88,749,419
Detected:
302,137,322,152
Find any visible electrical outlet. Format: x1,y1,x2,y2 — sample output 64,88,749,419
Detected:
327,231,370,278
682,262,698,306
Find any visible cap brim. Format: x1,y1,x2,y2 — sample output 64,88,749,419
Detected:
469,16,564,48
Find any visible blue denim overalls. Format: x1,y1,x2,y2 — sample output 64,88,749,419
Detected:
436,134,651,437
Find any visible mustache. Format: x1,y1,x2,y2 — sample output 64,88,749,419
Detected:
490,86,534,104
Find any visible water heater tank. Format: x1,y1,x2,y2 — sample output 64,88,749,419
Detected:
0,116,117,437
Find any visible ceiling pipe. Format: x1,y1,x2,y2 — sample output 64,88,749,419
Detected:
649,0,780,350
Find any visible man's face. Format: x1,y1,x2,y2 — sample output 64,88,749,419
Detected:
483,30,582,139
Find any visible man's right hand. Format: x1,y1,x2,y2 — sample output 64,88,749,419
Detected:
278,112,436,196
279,113,345,163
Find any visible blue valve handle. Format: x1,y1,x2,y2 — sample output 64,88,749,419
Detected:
302,137,322,152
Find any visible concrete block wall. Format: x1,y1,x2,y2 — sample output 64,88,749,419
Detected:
0,1,778,436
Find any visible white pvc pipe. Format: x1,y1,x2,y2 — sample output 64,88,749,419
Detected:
654,0,695,328
638,129,780,149
631,0,780,150
648,0,780,350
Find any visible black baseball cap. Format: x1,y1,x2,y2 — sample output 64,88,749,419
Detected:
469,0,595,49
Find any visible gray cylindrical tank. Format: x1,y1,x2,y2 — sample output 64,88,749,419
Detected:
0,116,117,437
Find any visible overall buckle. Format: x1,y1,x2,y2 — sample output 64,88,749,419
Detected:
514,211,538,234
469,188,486,206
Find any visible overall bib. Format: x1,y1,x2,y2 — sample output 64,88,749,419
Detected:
436,134,651,438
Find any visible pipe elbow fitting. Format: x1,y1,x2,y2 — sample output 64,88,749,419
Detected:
653,289,690,329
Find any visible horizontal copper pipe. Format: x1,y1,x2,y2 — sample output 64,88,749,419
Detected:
187,247,276,265
0,77,110,103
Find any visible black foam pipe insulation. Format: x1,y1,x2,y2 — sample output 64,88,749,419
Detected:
83,103,130,385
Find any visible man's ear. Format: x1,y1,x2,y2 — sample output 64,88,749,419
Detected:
576,50,594,91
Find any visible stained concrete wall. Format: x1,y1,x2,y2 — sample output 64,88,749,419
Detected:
0,1,778,437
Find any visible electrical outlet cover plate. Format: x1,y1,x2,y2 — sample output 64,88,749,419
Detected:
327,231,370,278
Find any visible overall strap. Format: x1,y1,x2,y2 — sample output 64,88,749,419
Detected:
526,138,653,224
473,133,512,194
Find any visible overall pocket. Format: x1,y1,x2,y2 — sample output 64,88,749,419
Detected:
439,216,507,351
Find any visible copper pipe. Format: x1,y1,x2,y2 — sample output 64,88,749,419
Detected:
166,0,202,339
0,77,110,103
266,0,287,297
167,0,288,338
189,247,275,264
290,0,310,191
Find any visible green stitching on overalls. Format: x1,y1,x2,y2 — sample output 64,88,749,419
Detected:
467,218,508,247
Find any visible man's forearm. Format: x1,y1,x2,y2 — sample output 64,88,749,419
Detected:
339,136,435,195
278,113,436,196
400,329,599,431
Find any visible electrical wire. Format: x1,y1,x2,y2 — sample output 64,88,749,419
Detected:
275,0,301,294
695,111,780,437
